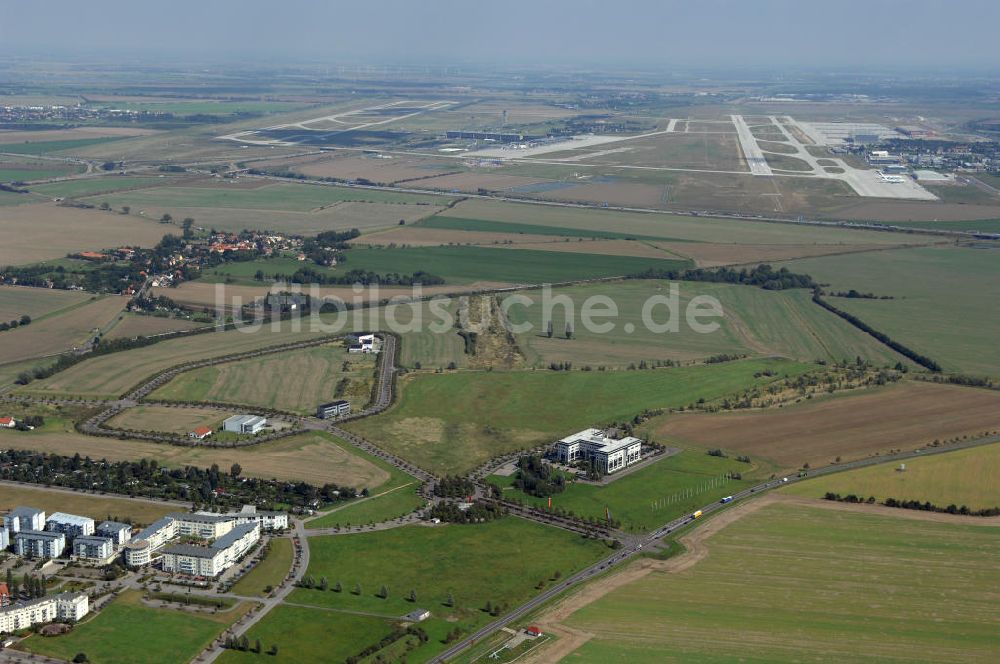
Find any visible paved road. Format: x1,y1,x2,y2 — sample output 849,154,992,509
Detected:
430,434,1000,662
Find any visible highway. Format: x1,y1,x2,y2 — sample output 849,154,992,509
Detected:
430,433,1000,662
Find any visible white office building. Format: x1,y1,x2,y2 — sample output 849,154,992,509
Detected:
0,592,88,633
46,512,95,540
554,428,643,475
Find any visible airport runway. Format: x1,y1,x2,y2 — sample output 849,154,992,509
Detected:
731,114,773,176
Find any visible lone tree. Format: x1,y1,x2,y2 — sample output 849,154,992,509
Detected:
120,205,130,215
445,592,455,607
160,213,172,224
353,582,362,596
408,589,417,603
546,320,554,338
73,654,89,663
333,580,342,593
269,645,279,656
230,463,242,478
378,584,389,599
565,322,573,339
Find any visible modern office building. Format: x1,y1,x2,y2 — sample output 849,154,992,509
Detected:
316,400,351,419
554,428,643,475
222,414,267,435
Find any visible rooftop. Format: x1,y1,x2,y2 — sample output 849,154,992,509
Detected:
133,516,175,541
213,522,259,550
169,512,234,524
97,521,131,532
223,414,266,428
16,530,64,541
73,535,114,546
10,506,44,518
162,543,221,559
47,512,94,526
557,428,643,454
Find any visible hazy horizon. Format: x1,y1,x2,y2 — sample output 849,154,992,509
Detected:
2,0,999,71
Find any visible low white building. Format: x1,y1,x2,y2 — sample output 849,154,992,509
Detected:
72,535,116,564
554,428,643,475
0,592,88,633
222,415,267,435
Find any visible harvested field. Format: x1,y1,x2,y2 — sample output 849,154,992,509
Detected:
651,241,896,267
785,442,1000,510
543,498,1000,664
494,238,680,258
151,343,375,414
654,381,1000,470
277,154,458,183
0,295,126,364
0,430,390,487
102,313,206,341
0,482,176,524
0,127,160,143
416,172,549,192
830,199,1000,222
349,225,575,247
0,201,173,265
537,182,667,208
105,405,235,435
0,285,93,322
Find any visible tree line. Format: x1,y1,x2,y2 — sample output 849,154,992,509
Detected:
628,264,818,290
824,492,999,517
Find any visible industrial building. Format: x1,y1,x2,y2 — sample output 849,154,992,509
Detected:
317,400,351,419
554,428,643,475
14,530,66,558
0,592,88,633
46,512,95,540
222,414,267,435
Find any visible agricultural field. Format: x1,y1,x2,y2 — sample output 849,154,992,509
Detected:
0,429,390,487
202,244,690,286
654,380,1000,471
491,449,754,532
15,321,329,399
101,312,206,341
271,152,459,183
785,441,1000,510
0,295,126,365
0,482,176,525
19,590,254,664
553,501,1000,663
104,404,235,435
289,519,609,653
0,200,171,265
506,280,906,368
0,285,94,322
29,175,176,199
0,155,81,182
785,245,1000,376
150,343,375,414
346,358,814,475
229,537,294,597
217,606,400,664
82,179,453,234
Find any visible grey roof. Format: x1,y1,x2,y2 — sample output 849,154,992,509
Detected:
162,543,220,559
15,529,64,541
134,516,175,541
73,535,113,547
319,400,350,408
223,414,265,428
213,522,258,550
47,512,94,526
168,512,233,524
10,506,44,518
97,521,131,533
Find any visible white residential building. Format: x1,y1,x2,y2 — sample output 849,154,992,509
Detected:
222,415,267,435
96,521,132,547
124,516,176,567
554,428,643,475
14,530,66,558
72,536,116,564
221,505,289,531
8,507,45,532
0,527,8,550
0,592,88,633
168,512,236,540
160,522,260,578
46,512,95,540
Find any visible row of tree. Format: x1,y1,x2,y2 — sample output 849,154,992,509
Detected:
628,263,818,290
824,492,999,517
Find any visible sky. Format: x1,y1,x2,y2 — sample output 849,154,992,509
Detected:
2,0,999,70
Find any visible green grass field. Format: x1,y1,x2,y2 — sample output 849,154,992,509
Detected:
507,280,905,367
0,482,175,525
20,590,252,664
217,606,399,664
150,343,375,414
30,176,172,198
561,502,1000,663
418,215,684,241
203,245,691,285
291,519,608,627
229,537,294,597
88,100,311,115
346,358,813,475
1,137,125,155
0,166,80,182
88,181,451,212
785,442,1000,510
785,245,1000,376
491,450,753,532
0,285,94,322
